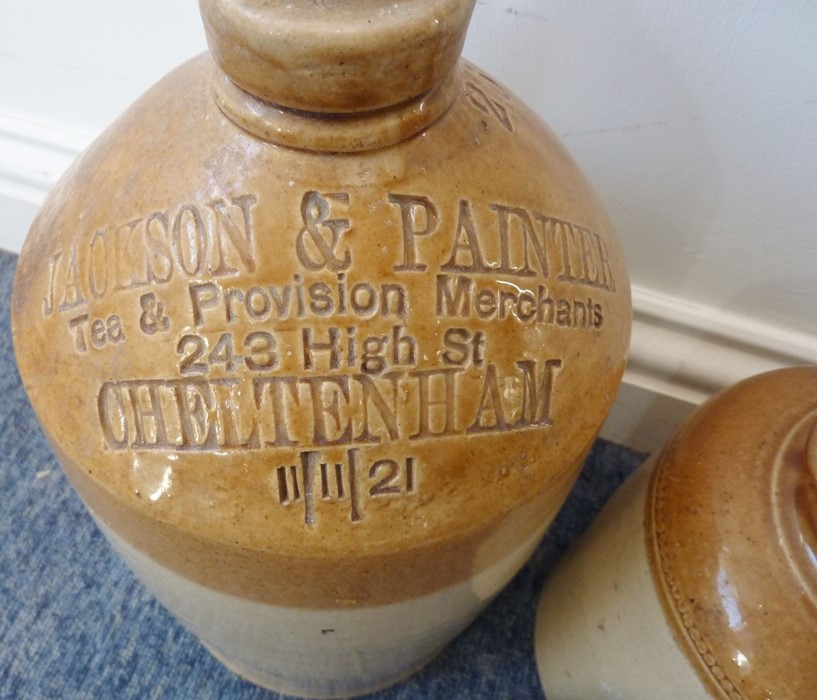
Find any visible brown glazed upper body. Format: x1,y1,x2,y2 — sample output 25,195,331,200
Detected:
12,0,630,609
647,367,817,698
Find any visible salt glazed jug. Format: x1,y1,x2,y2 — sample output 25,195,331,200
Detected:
536,366,817,699
12,1,630,696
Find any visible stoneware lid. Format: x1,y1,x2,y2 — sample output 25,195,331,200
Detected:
646,366,817,698
198,0,476,113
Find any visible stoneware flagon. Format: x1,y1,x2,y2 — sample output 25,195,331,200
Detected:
536,366,817,699
12,1,631,697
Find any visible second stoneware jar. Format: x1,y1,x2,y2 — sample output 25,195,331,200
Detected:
536,366,817,699
12,1,630,697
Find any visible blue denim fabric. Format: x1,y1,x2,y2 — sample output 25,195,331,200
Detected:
0,249,646,699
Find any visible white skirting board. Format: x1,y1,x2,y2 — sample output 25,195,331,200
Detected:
0,111,91,253
603,289,817,452
4,110,817,454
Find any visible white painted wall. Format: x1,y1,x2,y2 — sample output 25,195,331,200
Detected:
486,1,817,339
3,1,817,449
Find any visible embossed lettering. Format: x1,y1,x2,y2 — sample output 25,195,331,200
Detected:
441,199,492,273
554,221,616,292
172,206,207,276
383,195,614,291
389,193,439,272
69,313,125,353
465,78,514,132
59,244,87,312
188,276,407,328
409,368,461,440
491,203,549,277
441,328,486,367
98,381,129,449
301,325,417,374
172,379,219,449
295,191,352,272
40,194,259,317
97,360,566,452
127,381,173,449
467,363,510,434
353,372,401,444
436,274,473,316
274,448,417,525
299,375,353,446
436,276,604,330
42,252,62,316
515,359,562,427
116,218,150,290
144,212,174,284
209,194,258,275
88,230,110,297
254,376,300,447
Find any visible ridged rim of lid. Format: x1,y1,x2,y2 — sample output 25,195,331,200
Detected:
646,366,817,699
198,0,476,113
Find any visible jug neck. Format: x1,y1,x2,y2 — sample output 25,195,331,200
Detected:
210,61,462,153
199,0,475,152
